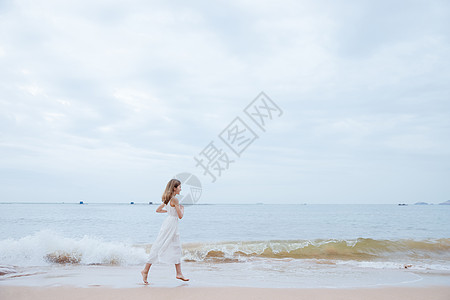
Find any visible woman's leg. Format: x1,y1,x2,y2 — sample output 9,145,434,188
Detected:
141,263,151,284
175,263,189,281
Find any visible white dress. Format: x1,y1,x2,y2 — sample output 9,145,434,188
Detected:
147,200,182,264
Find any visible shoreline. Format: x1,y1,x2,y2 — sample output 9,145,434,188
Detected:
2,263,449,289
1,286,450,300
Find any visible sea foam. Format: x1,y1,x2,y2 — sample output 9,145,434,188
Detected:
0,230,148,267
1,230,449,271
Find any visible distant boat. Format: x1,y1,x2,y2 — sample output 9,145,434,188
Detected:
149,201,153,205
130,202,135,205
398,203,408,206
79,201,84,205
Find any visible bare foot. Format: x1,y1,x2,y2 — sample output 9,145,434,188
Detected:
176,275,189,281
141,270,148,284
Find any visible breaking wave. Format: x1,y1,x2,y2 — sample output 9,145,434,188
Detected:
181,238,450,262
0,230,148,267
0,230,449,269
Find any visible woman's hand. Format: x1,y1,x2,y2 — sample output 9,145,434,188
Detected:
156,202,167,213
172,198,184,219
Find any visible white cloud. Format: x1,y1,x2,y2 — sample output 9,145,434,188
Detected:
19,83,45,97
0,0,449,204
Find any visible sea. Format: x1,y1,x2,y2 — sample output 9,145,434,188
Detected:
0,203,449,288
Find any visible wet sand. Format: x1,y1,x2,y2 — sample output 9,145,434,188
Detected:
1,286,450,300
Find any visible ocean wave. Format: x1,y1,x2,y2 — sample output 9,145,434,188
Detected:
0,230,148,267
0,231,449,268
181,238,450,262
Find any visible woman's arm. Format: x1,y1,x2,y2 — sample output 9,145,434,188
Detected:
171,198,184,219
156,202,167,213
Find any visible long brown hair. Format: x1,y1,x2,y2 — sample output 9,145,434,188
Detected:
161,179,181,205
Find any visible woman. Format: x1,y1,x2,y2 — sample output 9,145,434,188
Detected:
141,179,189,284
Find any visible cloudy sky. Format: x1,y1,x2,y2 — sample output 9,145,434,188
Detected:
1,0,449,204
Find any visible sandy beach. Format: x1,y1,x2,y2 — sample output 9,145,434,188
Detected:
1,286,450,300
2,204,449,298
